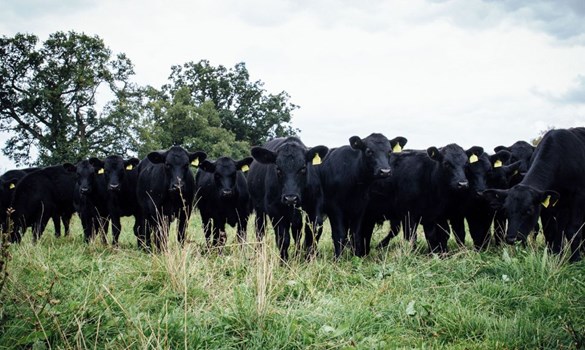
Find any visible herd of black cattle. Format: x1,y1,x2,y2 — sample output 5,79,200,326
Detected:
1,127,584,262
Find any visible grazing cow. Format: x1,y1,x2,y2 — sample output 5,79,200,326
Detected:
72,159,109,243
317,133,407,258
9,165,76,243
483,128,585,262
90,156,140,245
196,156,254,247
372,144,470,254
136,146,206,251
494,141,535,186
247,137,328,261
487,151,522,245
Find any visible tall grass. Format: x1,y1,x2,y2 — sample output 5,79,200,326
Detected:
0,215,584,349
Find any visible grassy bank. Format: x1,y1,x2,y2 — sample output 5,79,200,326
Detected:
0,216,584,349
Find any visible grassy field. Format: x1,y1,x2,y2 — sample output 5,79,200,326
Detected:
0,215,584,349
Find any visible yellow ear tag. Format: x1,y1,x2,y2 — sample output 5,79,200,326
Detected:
98,168,104,175
494,160,503,168
191,158,199,167
9,183,15,189
392,144,402,153
312,153,322,165
542,195,551,208
126,164,133,170
241,164,250,172
469,154,479,164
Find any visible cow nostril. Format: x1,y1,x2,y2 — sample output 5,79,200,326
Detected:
379,168,391,176
221,189,233,197
457,181,469,189
109,184,120,191
282,195,299,205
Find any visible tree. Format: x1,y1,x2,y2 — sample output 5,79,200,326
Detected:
136,86,250,159
531,126,555,146
164,60,299,146
0,31,137,165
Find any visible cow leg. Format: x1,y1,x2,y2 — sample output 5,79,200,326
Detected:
201,214,213,247
359,213,376,256
33,216,50,243
377,219,400,249
111,214,122,246
468,211,492,250
328,210,346,259
291,210,303,255
255,211,266,242
566,204,584,262
177,207,191,247
53,214,62,238
236,215,248,245
62,213,72,236
272,218,290,261
304,214,323,260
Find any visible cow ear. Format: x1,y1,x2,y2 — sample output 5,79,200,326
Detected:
147,151,167,164
89,157,104,169
494,145,509,153
349,136,365,150
236,157,254,172
427,147,443,162
306,145,329,165
199,160,216,173
390,136,407,153
2,177,19,190
466,146,484,164
124,158,140,170
540,190,560,208
504,161,522,176
63,163,77,173
251,147,277,164
480,189,508,210
189,151,207,167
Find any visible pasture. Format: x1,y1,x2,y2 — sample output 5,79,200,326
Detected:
0,215,584,349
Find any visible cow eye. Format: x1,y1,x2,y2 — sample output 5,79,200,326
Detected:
276,168,283,177
299,167,307,175
365,148,373,157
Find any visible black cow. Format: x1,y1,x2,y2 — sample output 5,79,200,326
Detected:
494,140,535,186
136,146,206,251
9,165,76,243
372,144,470,254
317,133,407,258
247,137,328,261
487,151,522,245
196,156,254,247
483,128,585,262
90,156,141,245
446,147,493,249
72,159,109,243
0,168,39,232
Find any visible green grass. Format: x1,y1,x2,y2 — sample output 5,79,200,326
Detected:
0,216,584,349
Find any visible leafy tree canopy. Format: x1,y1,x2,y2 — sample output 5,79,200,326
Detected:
0,31,137,166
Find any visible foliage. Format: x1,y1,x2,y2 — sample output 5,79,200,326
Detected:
1,217,584,349
0,31,138,166
164,60,299,146
137,86,251,159
531,126,555,146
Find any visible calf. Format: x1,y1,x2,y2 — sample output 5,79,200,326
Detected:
9,165,76,243
483,128,585,262
72,159,109,243
247,137,328,261
90,156,140,245
196,156,254,247
318,133,407,258
136,146,206,251
372,144,470,254
1,168,37,232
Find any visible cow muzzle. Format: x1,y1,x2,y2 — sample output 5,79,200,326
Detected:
220,189,234,198
282,194,300,206
457,181,469,189
377,168,392,177
108,184,120,191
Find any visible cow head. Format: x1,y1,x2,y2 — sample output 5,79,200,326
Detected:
147,146,207,192
200,156,253,198
482,185,559,243
252,143,328,206
488,150,522,189
427,144,469,190
350,134,406,179
494,141,534,182
92,155,140,192
68,159,102,196
464,146,489,195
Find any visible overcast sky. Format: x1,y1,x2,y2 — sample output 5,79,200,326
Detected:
2,0,585,169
